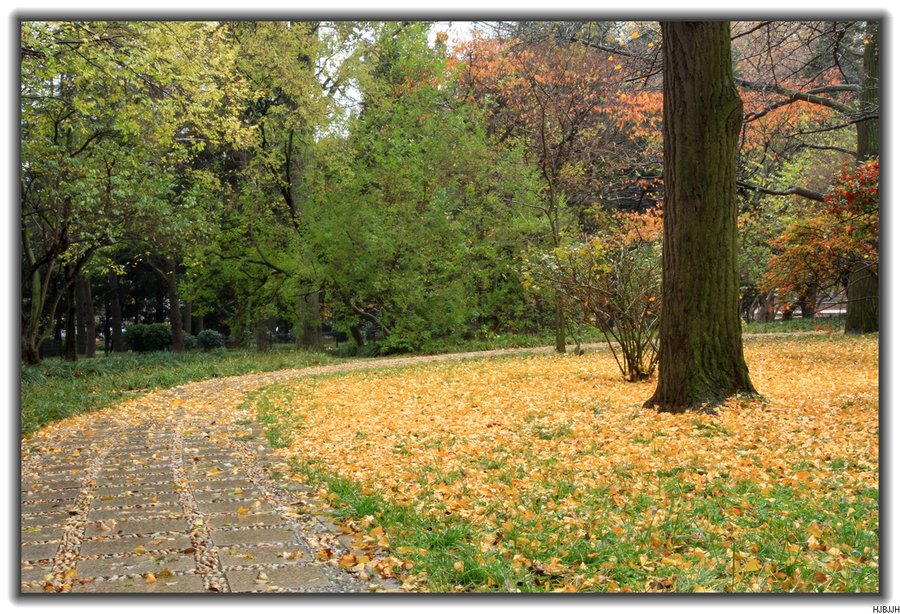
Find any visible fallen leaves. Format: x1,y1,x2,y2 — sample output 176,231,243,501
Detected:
258,335,879,592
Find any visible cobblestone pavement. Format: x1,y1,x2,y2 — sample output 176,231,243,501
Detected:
22,344,599,594
20,366,406,594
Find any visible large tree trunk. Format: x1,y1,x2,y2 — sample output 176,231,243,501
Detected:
109,270,125,352
845,20,879,334
166,258,185,353
643,21,757,414
799,283,818,319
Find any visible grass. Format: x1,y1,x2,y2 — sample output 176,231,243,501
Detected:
20,349,342,437
743,315,845,335
253,333,878,593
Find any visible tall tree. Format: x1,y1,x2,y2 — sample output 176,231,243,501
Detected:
643,21,757,414
844,20,879,333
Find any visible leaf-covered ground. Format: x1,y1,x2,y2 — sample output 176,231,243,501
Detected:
252,334,878,592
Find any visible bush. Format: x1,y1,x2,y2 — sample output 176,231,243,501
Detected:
183,334,198,350
524,239,661,382
197,329,225,351
122,323,173,353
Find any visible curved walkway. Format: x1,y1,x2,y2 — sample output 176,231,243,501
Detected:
20,343,588,594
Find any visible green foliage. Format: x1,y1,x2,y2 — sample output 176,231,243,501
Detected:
122,323,173,353
20,21,247,365
183,334,198,351
197,329,226,351
310,23,543,349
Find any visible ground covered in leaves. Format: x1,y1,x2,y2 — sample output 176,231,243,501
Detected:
251,334,879,593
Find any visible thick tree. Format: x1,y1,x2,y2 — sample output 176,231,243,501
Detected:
643,21,757,414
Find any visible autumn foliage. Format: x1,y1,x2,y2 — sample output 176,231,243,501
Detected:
763,160,879,308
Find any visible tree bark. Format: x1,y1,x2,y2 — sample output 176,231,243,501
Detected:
554,293,567,353
183,300,192,336
296,291,323,349
644,21,757,413
63,266,78,361
256,319,268,353
76,278,88,356
166,258,185,353
109,270,124,352
81,277,96,358
845,20,879,334
844,264,878,334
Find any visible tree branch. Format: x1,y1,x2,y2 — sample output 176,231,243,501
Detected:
737,179,826,202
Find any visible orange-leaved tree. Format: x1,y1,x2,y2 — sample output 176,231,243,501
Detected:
763,159,878,326
457,29,663,352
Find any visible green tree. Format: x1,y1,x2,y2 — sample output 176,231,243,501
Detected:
20,21,244,364
311,23,540,351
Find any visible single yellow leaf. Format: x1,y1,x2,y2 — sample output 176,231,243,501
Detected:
741,557,763,573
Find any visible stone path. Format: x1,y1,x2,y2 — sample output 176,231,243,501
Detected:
20,366,406,594
21,344,589,594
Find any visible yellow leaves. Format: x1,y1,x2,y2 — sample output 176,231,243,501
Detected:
252,336,877,591
237,505,250,515
740,557,763,573
631,31,640,39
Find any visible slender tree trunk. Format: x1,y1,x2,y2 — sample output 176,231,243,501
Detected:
166,258,185,353
76,278,88,356
196,314,204,333
845,20,879,334
256,319,268,353
183,301,192,336
82,277,96,358
554,293,567,353
799,283,818,319
109,270,124,352
63,266,78,361
349,324,364,347
644,21,756,413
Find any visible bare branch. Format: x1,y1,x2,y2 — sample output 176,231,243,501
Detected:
737,179,826,202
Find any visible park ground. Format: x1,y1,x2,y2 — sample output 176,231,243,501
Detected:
22,331,878,593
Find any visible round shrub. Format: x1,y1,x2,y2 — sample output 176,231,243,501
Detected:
197,329,225,351
182,334,198,351
123,323,173,353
